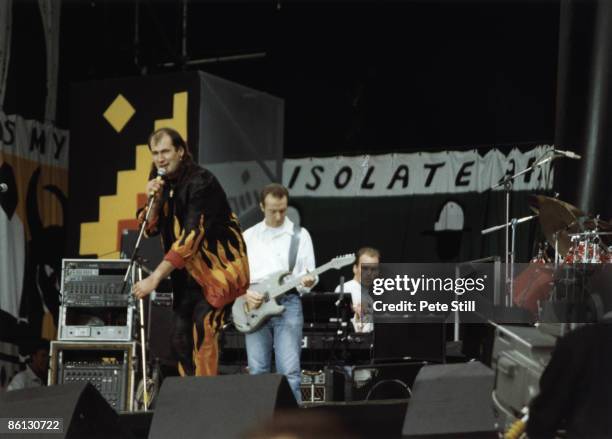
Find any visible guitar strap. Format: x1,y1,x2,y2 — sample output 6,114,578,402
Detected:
288,222,301,273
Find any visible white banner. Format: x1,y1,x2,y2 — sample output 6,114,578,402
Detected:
284,145,554,197
0,110,69,168
205,145,554,205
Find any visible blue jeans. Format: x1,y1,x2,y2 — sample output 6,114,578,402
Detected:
245,293,303,403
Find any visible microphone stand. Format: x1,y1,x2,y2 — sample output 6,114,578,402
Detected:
482,214,538,305
486,150,560,306
337,276,349,365
328,276,345,366
136,265,150,411
119,191,158,410
120,193,158,295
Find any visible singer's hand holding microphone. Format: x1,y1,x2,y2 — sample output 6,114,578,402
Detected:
146,168,166,200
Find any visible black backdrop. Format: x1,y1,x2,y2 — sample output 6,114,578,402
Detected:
2,0,564,264
292,190,540,292
6,1,559,155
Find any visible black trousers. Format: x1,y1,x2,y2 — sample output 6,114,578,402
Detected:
171,285,212,376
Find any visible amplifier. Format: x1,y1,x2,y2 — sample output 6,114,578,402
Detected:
219,329,372,366
60,259,133,307
221,330,372,351
58,259,134,341
300,370,327,403
49,341,136,412
325,361,427,402
302,332,373,350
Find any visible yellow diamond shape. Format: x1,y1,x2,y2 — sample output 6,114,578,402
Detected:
103,94,135,132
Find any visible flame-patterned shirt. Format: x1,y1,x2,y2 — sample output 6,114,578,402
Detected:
140,165,249,308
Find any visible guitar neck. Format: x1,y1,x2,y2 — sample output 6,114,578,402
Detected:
269,261,336,300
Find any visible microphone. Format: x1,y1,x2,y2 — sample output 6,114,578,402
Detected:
335,276,345,307
553,149,581,160
0,183,7,193
149,168,166,198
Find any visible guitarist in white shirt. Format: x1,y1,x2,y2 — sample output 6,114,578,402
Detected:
243,184,317,403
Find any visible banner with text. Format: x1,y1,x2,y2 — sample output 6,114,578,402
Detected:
0,110,69,389
284,146,553,197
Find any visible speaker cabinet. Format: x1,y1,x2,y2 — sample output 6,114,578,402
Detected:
0,382,133,439
402,362,496,438
148,374,297,439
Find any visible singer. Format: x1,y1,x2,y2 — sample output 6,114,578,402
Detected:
132,127,249,376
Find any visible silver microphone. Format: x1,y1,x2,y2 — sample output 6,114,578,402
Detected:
335,276,345,307
149,168,166,198
553,149,582,160
0,183,8,193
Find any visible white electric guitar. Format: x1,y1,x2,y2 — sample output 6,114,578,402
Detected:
232,254,355,334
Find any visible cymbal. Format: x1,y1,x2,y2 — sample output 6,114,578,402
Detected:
529,195,583,256
528,195,584,218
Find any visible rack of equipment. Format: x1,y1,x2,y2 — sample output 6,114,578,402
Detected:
49,341,136,412
58,259,134,341
53,259,139,411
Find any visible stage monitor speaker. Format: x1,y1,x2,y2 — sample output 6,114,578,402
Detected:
402,361,496,438
0,382,133,439
148,374,298,439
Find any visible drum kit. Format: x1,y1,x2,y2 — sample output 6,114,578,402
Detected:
480,149,611,321
513,194,612,320
529,195,612,264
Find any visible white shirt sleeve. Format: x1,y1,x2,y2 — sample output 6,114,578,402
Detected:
7,371,27,391
347,280,364,305
294,227,318,294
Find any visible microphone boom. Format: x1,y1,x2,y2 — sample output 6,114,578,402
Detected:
554,149,581,160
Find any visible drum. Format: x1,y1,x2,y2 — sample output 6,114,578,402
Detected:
564,239,610,264
513,263,554,315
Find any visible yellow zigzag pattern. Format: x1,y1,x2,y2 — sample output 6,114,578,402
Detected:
79,92,188,257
